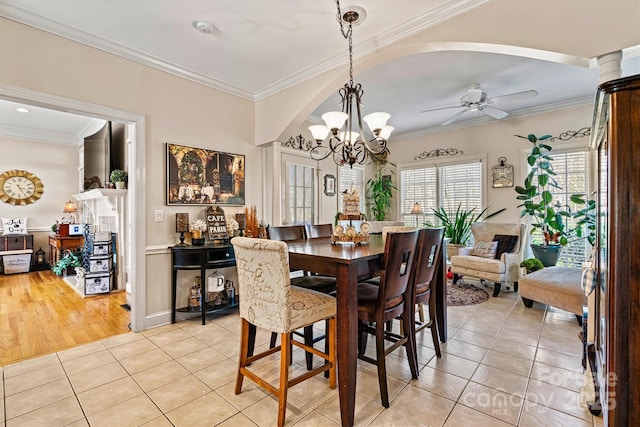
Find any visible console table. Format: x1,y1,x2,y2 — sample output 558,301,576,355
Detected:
48,234,84,267
170,244,236,325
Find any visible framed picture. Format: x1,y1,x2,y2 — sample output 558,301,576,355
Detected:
166,143,245,205
491,157,514,188
324,174,336,196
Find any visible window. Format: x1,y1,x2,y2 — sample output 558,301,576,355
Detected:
287,163,314,225
338,164,365,213
529,148,590,267
400,160,482,230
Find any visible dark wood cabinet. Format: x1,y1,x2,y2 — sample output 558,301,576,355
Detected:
171,244,236,325
589,74,640,426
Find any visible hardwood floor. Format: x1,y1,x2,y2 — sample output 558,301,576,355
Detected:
0,270,130,366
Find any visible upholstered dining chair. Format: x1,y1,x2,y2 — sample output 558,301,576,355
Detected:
356,229,420,408
231,237,337,427
266,224,337,370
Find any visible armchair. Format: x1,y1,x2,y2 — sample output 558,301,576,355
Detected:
450,222,527,297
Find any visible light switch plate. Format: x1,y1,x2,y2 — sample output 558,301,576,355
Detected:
154,210,164,222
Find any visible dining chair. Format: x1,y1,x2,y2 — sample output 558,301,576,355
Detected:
356,229,420,408
409,227,445,361
306,223,334,238
232,237,337,427
266,224,337,370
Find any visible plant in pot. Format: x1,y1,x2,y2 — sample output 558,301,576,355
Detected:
110,169,127,189
429,203,506,259
52,249,83,277
514,133,589,266
366,161,396,221
520,258,544,274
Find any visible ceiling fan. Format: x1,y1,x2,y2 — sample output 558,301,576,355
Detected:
421,83,538,126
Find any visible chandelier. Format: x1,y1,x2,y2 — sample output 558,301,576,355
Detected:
308,1,393,168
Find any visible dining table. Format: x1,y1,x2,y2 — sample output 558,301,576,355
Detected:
286,234,448,427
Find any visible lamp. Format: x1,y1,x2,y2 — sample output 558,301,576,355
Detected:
308,1,392,168
62,201,78,224
410,202,423,227
175,213,189,246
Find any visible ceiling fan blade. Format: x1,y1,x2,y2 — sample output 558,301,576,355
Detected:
490,89,538,103
441,108,468,126
482,105,509,120
420,105,464,114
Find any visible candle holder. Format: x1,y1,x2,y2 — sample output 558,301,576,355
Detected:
176,213,189,246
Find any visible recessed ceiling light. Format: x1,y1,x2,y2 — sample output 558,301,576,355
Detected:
16,107,30,113
193,20,215,35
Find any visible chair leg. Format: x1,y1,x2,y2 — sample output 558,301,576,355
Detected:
403,308,419,379
428,298,442,358
521,297,534,308
375,321,390,408
453,273,461,284
270,332,278,348
418,303,425,323
303,326,314,370
493,282,502,297
358,320,368,356
235,318,250,394
278,332,291,427
514,281,519,292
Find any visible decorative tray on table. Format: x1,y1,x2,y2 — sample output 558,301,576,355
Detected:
331,223,371,245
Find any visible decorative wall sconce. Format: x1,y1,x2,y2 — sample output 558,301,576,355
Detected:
492,157,514,188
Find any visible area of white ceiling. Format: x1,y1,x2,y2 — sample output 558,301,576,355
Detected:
0,0,639,141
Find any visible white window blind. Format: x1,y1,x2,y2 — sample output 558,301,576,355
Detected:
288,163,314,225
400,160,482,229
339,165,365,213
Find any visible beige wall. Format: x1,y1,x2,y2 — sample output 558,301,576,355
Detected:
0,18,260,326
0,135,79,251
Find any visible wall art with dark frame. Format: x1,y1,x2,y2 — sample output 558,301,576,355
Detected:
166,143,245,205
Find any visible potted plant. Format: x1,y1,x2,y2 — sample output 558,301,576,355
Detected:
190,218,207,246
366,161,396,221
520,258,544,274
52,250,83,276
110,169,127,189
428,203,506,259
515,133,590,266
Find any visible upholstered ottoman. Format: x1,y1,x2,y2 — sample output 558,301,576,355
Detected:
519,266,586,322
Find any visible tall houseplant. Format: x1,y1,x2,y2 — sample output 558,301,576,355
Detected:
514,133,590,265
366,161,396,221
429,203,506,258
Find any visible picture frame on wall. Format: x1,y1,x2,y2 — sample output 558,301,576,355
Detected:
166,143,245,205
324,174,336,196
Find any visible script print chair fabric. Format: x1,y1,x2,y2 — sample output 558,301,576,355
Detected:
356,229,420,408
450,222,528,297
266,224,336,371
232,237,337,427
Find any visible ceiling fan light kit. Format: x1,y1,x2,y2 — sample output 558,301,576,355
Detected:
421,83,538,126
307,1,392,167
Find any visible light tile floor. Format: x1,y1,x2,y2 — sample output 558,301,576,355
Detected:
1,282,603,427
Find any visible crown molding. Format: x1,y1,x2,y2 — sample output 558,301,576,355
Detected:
0,123,80,145
1,0,488,101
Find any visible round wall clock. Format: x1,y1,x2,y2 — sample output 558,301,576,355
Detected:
0,169,44,206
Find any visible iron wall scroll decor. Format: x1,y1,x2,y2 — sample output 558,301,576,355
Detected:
166,143,245,205
282,135,314,152
324,174,336,196
414,148,464,160
491,157,514,188
549,127,591,142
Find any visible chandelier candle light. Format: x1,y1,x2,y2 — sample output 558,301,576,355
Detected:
308,1,392,168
